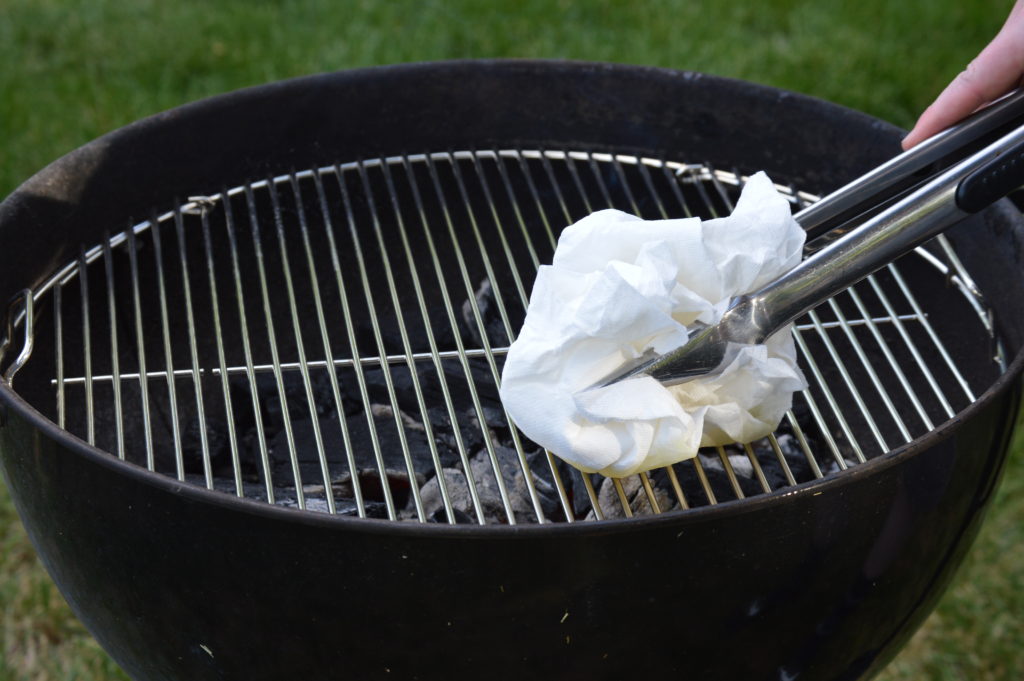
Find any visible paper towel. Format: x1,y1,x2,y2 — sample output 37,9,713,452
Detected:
499,171,807,478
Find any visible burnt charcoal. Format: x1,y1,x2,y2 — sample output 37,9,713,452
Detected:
203,418,231,468
295,483,393,518
467,445,555,524
677,454,736,504
658,462,704,506
346,469,423,511
427,405,454,432
521,447,565,520
186,474,265,498
698,451,767,499
369,404,452,472
228,370,337,438
428,304,459,347
783,405,826,466
753,449,794,491
413,365,445,407
410,467,477,523
789,399,813,429
590,476,623,519
430,433,466,467
417,358,502,411
261,374,303,432
427,406,499,468
420,442,563,521
239,424,272,480
331,497,391,519
340,366,423,414
723,448,754,478
742,437,806,490
464,358,502,405
461,279,509,348
227,374,270,436
588,474,677,520
426,406,460,461
471,405,508,433
714,446,777,498
442,507,477,524
182,473,389,517
359,404,460,471
309,370,342,417
696,452,726,495
645,466,691,508
442,405,511,461
295,371,333,416
261,405,439,489
558,460,603,519
820,456,859,478
263,416,343,487
179,417,230,476
274,489,390,518
280,495,331,514
773,433,814,483
334,385,365,417
455,407,489,452
405,496,478,523
343,405,435,473
630,475,675,514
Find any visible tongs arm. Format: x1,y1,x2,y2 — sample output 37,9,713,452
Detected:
596,118,1024,388
795,87,1024,242
753,125,1024,346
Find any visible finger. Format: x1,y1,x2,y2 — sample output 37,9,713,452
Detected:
903,8,1024,148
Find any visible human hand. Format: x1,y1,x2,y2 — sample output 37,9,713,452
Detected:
902,0,1024,149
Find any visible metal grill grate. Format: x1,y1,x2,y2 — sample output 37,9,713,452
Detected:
2,150,1006,524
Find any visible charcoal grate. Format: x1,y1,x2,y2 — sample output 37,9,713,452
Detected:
0,150,1006,524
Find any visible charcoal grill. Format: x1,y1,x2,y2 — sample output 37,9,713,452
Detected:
0,61,1021,680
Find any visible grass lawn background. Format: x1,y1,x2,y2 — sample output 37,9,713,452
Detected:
1,1,1022,679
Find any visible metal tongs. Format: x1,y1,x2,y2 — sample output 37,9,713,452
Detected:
596,88,1024,388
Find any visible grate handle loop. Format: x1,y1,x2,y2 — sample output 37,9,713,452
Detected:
0,289,34,386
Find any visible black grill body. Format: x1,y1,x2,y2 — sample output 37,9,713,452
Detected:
0,61,1022,681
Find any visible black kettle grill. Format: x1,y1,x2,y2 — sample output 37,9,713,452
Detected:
0,61,1021,680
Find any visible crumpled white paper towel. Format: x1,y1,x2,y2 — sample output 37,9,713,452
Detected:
499,171,808,478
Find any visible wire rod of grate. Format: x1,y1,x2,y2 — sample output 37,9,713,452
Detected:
8,150,1003,524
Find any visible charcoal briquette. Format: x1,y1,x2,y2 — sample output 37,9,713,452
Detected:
180,416,229,476
415,467,476,523
461,279,509,348
588,475,676,520
774,433,814,483
340,366,422,414
468,446,548,523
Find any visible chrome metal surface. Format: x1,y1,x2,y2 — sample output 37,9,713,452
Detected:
0,289,33,384
611,124,1024,388
0,150,1005,525
794,86,1024,240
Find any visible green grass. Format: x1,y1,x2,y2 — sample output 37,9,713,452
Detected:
1,0,1021,679
0,0,1011,198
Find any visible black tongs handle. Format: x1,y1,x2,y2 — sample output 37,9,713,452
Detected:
956,135,1024,213
796,87,1024,239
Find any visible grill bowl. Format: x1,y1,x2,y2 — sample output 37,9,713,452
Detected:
0,61,1022,680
